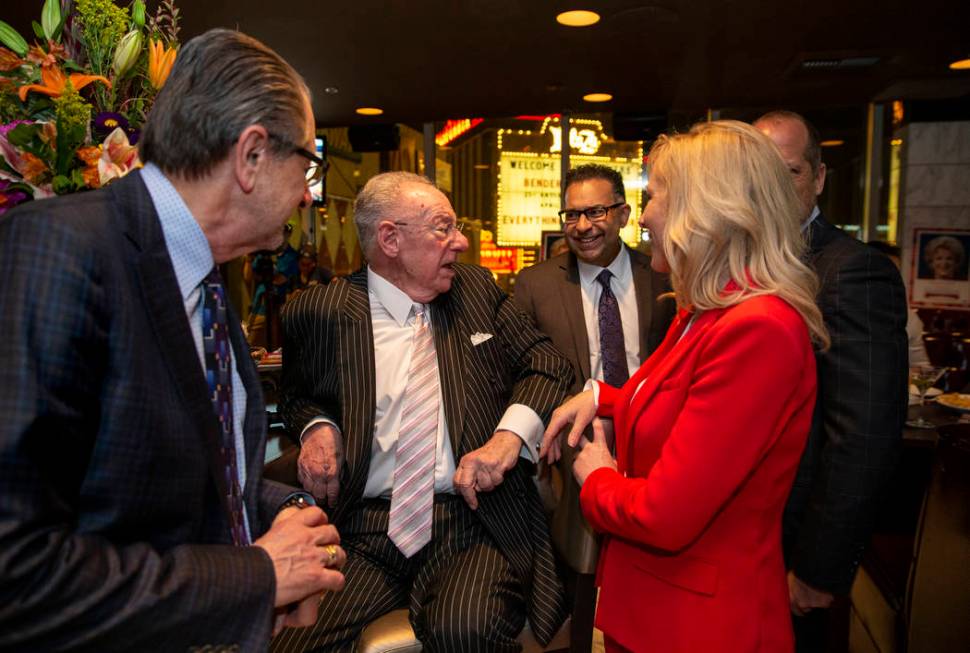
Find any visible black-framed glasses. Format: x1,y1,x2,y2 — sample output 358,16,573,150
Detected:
558,201,625,225
268,133,329,184
394,220,466,240
294,148,329,185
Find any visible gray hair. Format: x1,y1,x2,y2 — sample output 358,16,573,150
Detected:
140,28,311,180
354,172,435,256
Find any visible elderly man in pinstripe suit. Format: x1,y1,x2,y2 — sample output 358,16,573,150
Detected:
272,171,573,652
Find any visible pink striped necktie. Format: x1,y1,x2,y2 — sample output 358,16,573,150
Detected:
388,304,439,557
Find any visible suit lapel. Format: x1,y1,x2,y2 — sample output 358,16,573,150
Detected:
614,308,719,469
561,254,592,382
113,173,233,511
339,271,377,502
629,248,655,361
431,291,467,454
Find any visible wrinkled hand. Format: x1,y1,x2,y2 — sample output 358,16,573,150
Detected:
787,571,834,616
572,418,618,486
539,390,598,464
453,430,522,510
254,506,346,608
298,423,344,506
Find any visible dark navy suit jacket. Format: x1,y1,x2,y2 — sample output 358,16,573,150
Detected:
0,171,292,651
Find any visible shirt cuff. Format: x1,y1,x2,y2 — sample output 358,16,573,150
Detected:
583,379,601,408
496,403,544,463
300,417,341,445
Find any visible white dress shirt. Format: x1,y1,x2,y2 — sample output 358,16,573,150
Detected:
304,267,544,498
577,246,641,381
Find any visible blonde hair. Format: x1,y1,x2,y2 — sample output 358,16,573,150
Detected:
648,120,829,348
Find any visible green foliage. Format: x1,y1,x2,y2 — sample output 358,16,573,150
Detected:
74,0,129,77
53,85,91,177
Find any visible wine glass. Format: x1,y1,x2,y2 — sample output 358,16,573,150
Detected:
906,365,946,429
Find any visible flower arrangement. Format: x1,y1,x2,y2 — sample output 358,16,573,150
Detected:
0,0,180,214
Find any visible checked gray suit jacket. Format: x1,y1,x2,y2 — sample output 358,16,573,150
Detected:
279,263,573,645
0,172,293,652
783,214,909,595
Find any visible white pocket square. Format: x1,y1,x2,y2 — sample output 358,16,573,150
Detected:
470,332,493,346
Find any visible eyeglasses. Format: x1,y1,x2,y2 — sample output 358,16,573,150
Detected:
558,202,625,225
394,221,466,240
268,133,329,184
294,147,329,185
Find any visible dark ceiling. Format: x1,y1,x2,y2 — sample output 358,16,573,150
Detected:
6,0,970,127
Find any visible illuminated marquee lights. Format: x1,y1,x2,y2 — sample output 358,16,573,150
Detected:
495,120,645,248
435,118,484,147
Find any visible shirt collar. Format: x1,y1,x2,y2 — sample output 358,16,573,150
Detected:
801,205,820,233
367,266,421,326
141,163,214,300
577,244,631,287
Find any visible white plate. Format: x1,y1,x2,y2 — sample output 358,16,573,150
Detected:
909,385,943,398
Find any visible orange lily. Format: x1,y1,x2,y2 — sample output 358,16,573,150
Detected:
147,39,176,90
76,145,102,188
17,64,110,102
19,152,48,185
0,47,22,72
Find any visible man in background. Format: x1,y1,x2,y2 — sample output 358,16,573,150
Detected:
0,29,344,652
755,110,908,652
514,163,674,648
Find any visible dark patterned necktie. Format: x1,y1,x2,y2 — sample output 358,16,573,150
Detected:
596,269,629,388
202,267,250,546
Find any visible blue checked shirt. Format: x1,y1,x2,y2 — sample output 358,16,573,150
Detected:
141,164,252,540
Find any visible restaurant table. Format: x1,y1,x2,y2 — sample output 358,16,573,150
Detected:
851,398,970,653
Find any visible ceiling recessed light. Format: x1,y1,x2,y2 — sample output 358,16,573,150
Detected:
583,92,613,103
950,57,970,70
556,10,600,27
473,164,490,170
820,139,845,147
356,107,383,116
324,86,339,94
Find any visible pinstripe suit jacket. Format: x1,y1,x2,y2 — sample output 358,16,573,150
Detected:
0,172,292,652
279,263,572,644
782,214,908,595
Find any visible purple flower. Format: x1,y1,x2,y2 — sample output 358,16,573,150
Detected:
126,128,140,145
92,112,130,140
0,178,32,215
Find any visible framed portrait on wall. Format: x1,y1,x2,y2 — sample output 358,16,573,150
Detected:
540,230,567,261
910,228,970,308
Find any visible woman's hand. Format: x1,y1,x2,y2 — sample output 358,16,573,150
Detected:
572,417,618,486
540,389,598,464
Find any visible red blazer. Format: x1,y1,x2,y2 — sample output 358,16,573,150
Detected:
581,294,817,652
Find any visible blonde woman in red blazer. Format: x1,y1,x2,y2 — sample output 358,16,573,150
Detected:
541,120,829,653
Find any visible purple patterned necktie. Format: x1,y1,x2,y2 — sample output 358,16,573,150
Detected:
596,269,629,388
202,268,250,546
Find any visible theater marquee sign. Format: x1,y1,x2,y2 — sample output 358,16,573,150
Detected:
496,118,644,247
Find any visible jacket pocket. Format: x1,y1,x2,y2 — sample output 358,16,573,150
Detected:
633,553,719,597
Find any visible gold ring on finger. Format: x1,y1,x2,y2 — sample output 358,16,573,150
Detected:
324,544,338,565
